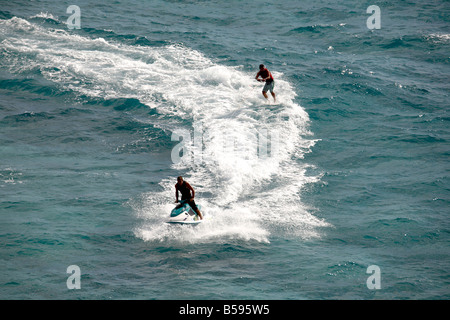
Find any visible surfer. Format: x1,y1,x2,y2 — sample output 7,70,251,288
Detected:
255,64,276,102
175,176,203,220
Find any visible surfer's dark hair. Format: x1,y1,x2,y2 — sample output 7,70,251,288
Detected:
259,64,264,68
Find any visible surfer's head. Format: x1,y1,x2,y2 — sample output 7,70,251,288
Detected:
259,64,265,70
177,176,183,184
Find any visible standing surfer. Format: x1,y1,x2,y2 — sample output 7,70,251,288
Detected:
175,176,203,220
255,64,276,102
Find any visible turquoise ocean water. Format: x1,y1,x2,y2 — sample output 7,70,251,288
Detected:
1,1,449,299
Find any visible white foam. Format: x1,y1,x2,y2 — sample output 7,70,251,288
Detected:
29,12,59,21
427,33,450,44
1,16,330,242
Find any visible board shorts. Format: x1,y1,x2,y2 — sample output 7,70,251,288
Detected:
183,198,199,211
263,79,275,93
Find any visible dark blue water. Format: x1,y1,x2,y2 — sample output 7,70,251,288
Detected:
1,0,449,299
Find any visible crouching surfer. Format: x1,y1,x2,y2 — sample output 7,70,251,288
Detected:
175,176,203,220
